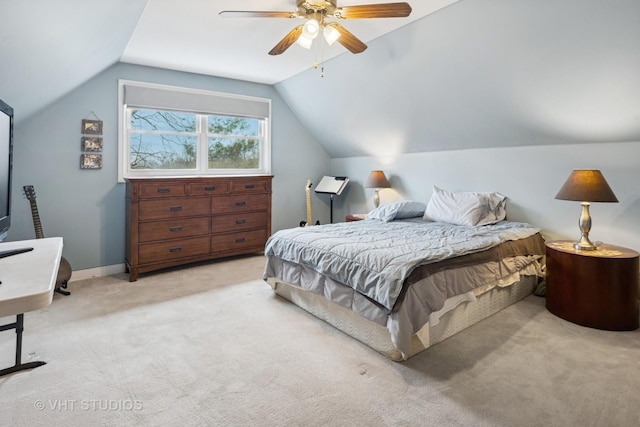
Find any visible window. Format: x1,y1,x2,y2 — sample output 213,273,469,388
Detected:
118,80,271,181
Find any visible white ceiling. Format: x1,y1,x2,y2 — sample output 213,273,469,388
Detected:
0,0,458,122
120,0,459,84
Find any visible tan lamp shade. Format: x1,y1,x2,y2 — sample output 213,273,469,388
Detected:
365,170,390,208
365,170,390,189
555,170,618,202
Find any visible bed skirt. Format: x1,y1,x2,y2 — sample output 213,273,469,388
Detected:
266,275,538,361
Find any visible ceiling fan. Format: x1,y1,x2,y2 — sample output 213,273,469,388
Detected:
219,1,412,55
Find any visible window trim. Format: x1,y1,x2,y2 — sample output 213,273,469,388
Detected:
118,80,271,182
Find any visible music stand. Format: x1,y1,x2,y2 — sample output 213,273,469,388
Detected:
314,176,349,223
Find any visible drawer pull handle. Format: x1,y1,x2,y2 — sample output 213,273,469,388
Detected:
169,226,183,232
170,206,183,212
235,238,246,244
236,219,246,225
236,201,246,206
157,188,170,193
169,247,182,253
245,184,255,189
204,186,216,191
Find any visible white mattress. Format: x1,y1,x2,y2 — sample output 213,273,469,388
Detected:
265,255,543,360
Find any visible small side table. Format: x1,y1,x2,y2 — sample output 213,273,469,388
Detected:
346,214,366,222
545,240,639,331
0,238,63,376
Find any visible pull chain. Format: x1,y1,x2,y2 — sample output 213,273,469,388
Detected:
319,35,325,78
310,26,326,78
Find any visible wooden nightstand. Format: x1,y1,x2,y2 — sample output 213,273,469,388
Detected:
345,214,367,222
545,240,639,331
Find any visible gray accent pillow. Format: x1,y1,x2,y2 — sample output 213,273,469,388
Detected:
366,201,427,222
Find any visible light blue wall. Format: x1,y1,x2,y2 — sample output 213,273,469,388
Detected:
330,141,640,252
9,63,330,270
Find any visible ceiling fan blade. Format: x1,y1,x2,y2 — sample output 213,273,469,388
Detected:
269,25,304,55
334,2,412,19
328,23,367,54
219,11,297,19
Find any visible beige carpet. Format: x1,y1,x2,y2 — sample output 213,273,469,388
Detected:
1,255,639,427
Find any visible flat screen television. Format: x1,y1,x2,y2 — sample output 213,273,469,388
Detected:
0,98,14,243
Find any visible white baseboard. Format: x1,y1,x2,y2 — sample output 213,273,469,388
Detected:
69,263,126,282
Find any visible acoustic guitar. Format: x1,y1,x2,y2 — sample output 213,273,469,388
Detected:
299,179,319,227
23,185,72,295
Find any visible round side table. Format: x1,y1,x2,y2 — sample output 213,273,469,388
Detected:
545,240,639,331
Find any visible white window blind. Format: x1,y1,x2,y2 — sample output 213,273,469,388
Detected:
122,82,270,119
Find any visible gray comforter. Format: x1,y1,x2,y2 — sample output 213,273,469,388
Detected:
264,219,541,312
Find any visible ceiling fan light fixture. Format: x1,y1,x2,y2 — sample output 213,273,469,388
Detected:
222,1,413,56
302,19,320,39
322,24,341,45
296,34,314,49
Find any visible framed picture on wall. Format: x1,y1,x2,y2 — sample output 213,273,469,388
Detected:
81,137,103,152
81,119,103,135
80,154,102,169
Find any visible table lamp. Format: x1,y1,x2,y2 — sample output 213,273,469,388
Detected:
555,169,618,250
365,170,390,208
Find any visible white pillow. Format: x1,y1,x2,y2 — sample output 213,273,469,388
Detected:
423,186,506,226
366,201,426,222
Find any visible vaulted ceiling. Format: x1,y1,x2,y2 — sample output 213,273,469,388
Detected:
277,0,640,157
0,0,456,121
1,0,639,158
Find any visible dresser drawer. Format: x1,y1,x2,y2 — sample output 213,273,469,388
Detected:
212,212,267,233
139,197,210,221
211,229,267,254
230,179,270,193
139,237,210,264
188,181,230,196
139,183,186,198
212,194,269,214
139,217,210,243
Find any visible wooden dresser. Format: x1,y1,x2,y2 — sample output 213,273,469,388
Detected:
125,176,272,281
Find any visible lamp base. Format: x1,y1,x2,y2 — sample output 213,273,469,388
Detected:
573,233,597,251
574,202,597,251
573,241,597,251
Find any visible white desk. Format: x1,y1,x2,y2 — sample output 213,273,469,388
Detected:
0,237,62,376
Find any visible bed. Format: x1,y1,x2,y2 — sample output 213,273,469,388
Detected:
263,189,546,361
